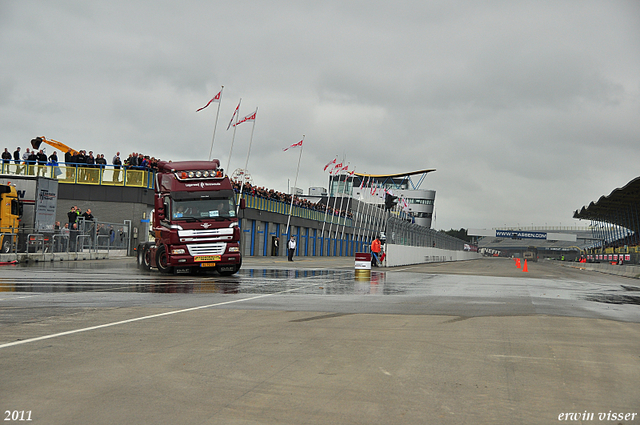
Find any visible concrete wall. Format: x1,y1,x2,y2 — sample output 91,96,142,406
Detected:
385,243,481,267
560,262,640,279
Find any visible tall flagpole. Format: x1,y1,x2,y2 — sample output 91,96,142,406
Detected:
226,98,241,175
285,135,305,236
335,167,349,239
355,176,369,250
327,158,345,254
320,177,332,255
208,86,223,161
340,168,354,240
237,108,257,214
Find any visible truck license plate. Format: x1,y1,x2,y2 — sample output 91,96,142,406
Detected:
194,255,221,262
200,263,216,267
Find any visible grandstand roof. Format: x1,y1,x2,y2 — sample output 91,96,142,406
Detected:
350,169,436,190
573,176,640,231
354,169,436,179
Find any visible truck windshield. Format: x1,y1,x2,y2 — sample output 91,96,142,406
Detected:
171,197,236,221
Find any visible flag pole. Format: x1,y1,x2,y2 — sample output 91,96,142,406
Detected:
237,108,257,214
285,135,305,236
327,158,345,254
226,98,241,175
335,165,350,241
208,86,223,161
340,168,354,241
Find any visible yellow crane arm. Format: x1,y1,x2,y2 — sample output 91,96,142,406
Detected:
30,137,78,156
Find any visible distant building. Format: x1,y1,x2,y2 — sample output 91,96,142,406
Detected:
329,169,436,228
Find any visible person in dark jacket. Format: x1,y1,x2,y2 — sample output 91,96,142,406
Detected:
36,149,47,176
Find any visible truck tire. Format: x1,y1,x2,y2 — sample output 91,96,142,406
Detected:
218,258,241,276
156,245,173,273
137,244,150,270
1,236,11,253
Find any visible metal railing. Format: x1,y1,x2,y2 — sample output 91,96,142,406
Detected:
0,220,130,255
0,162,154,189
237,192,354,227
387,216,468,251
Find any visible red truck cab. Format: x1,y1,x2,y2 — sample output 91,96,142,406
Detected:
137,160,244,275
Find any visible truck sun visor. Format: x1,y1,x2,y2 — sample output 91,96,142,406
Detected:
171,189,235,201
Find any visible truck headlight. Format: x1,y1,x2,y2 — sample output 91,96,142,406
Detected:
171,248,186,255
228,246,240,252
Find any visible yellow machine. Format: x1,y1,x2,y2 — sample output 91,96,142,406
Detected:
30,136,78,155
0,184,22,253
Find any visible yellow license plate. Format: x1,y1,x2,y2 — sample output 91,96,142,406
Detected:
194,255,221,262
200,262,217,267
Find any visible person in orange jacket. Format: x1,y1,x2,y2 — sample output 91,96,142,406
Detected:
371,236,381,267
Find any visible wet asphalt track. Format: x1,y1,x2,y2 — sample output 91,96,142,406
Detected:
1,257,638,324
0,257,639,425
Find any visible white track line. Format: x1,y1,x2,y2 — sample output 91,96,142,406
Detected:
0,284,317,350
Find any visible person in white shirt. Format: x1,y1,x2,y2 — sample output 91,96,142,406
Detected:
288,236,297,261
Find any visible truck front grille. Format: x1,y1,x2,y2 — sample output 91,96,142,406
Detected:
186,242,226,256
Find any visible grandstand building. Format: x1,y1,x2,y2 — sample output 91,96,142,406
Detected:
473,176,640,263
329,169,437,228
573,176,640,262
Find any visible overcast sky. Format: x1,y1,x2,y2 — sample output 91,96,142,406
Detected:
1,1,638,230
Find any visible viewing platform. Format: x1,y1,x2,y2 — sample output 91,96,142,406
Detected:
0,163,154,189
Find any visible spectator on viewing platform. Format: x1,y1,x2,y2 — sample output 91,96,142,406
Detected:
96,154,107,168
27,149,37,175
86,151,95,167
112,152,122,182
36,149,47,176
48,151,58,165
13,147,22,173
231,178,353,219
2,148,11,164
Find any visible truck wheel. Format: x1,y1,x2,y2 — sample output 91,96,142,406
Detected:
1,236,11,253
156,245,173,273
137,244,150,270
218,260,241,276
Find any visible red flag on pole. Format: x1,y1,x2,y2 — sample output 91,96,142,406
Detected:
227,101,241,130
283,140,304,151
323,158,337,171
196,90,222,112
233,109,257,127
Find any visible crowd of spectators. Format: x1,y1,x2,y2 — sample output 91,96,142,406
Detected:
3,142,355,221
2,144,159,172
56,205,125,252
232,180,353,219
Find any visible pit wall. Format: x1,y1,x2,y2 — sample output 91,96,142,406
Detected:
385,244,481,267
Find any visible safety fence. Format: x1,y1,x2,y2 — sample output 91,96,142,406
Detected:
0,220,130,255
386,216,467,251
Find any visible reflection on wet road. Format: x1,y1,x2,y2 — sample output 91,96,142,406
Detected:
0,259,639,323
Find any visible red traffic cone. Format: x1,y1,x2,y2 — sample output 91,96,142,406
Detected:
522,259,528,272
516,258,521,269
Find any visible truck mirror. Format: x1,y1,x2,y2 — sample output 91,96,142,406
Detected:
239,198,246,210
